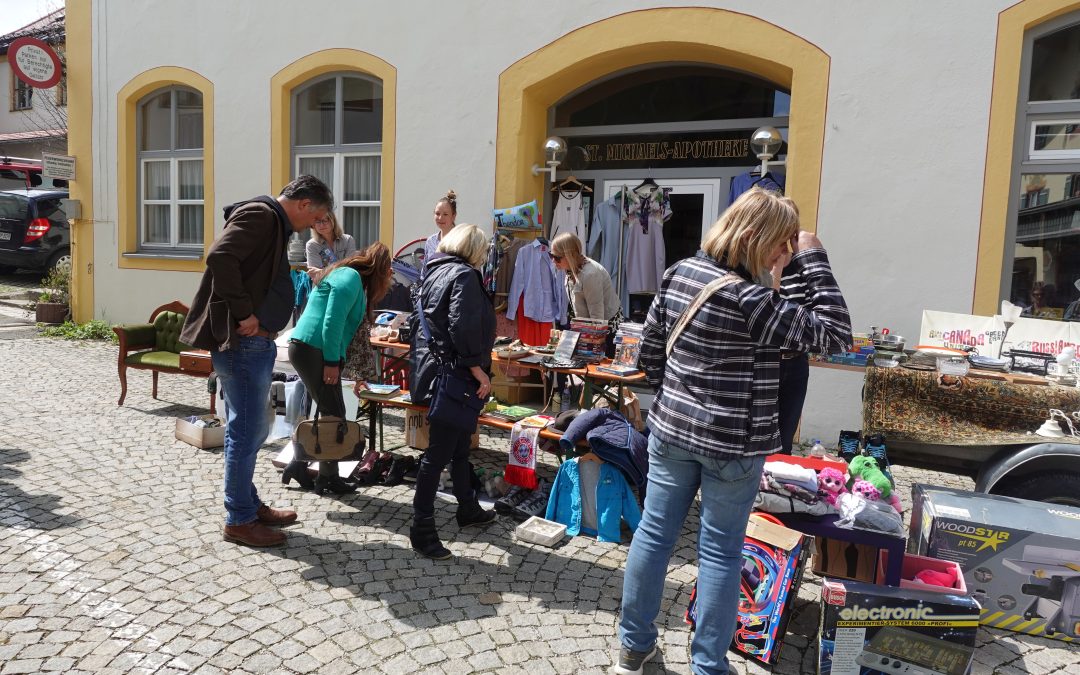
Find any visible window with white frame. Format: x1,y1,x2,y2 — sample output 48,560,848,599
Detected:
137,87,204,250
292,73,382,247
13,77,33,110
1003,16,1080,321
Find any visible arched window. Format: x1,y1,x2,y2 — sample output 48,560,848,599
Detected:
292,73,382,247
1005,17,1080,321
136,86,204,249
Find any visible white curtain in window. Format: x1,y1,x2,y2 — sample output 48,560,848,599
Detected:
144,205,170,244
178,160,204,200
344,206,379,247
299,156,334,188
178,205,203,245
144,161,170,200
344,156,380,201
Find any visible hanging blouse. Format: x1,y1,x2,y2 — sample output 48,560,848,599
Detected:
623,187,671,295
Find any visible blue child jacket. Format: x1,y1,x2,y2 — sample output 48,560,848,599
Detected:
545,457,642,543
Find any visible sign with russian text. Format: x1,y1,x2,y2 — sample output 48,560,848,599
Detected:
919,309,1080,357
9,37,62,89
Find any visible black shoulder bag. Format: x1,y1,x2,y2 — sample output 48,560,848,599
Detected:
414,291,486,433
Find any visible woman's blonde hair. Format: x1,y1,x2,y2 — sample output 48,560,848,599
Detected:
702,187,800,277
438,223,488,268
550,232,587,278
310,210,344,245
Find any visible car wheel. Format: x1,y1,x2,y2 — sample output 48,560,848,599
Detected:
47,249,72,275
996,471,1080,507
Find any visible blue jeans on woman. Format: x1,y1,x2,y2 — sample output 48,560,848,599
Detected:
618,436,766,675
212,336,277,526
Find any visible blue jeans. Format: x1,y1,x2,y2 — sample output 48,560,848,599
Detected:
212,336,276,526
619,436,766,675
778,354,809,454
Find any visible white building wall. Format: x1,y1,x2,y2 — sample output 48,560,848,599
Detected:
89,0,1020,442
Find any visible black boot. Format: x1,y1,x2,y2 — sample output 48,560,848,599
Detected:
410,517,452,559
282,460,314,490
456,501,498,527
314,462,357,496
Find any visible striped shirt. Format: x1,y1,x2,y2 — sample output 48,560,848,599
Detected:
640,248,852,459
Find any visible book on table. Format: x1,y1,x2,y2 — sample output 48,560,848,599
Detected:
358,383,401,398
596,363,641,377
484,404,538,422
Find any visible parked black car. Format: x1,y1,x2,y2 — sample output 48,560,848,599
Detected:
0,188,71,275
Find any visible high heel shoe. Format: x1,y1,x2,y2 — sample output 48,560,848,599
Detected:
314,474,357,496
282,461,314,490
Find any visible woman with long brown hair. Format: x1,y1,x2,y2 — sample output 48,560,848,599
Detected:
283,242,394,495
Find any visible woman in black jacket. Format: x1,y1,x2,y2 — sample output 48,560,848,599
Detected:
409,224,497,559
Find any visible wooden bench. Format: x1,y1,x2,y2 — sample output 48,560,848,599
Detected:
114,301,216,412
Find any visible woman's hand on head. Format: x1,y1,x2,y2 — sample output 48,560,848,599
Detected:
794,230,824,253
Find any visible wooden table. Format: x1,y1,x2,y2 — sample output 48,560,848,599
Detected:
358,393,584,459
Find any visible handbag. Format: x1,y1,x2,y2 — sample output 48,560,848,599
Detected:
414,293,486,433
291,403,366,462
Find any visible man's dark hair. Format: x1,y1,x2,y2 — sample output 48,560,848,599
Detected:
280,175,334,209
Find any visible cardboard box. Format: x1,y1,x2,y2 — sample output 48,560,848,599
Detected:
813,537,879,583
908,484,1080,642
492,369,544,405
876,550,967,595
404,409,480,450
175,414,225,449
819,578,980,675
687,516,809,666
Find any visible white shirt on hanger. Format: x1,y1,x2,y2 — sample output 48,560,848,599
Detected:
551,190,587,247
624,187,671,295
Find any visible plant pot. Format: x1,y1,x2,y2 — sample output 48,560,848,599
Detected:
36,302,69,324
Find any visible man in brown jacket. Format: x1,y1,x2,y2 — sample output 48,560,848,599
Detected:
181,175,333,547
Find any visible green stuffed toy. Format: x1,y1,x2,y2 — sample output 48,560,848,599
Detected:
848,455,904,513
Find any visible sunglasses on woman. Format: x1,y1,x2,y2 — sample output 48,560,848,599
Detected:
549,253,563,262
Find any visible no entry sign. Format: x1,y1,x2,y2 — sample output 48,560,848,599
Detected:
9,36,62,89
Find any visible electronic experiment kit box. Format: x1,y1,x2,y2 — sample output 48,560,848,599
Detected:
686,516,809,666
908,484,1080,642
818,578,979,675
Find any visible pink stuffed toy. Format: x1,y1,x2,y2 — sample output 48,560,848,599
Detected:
851,479,882,502
817,467,848,506
913,567,957,588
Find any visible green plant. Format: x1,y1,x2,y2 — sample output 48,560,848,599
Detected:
39,319,118,343
39,261,71,305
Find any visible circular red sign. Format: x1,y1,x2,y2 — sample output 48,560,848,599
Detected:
9,36,62,89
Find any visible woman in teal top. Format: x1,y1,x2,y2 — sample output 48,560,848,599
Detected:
284,242,393,495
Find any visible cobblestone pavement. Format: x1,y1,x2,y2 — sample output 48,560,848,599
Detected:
1,336,1079,674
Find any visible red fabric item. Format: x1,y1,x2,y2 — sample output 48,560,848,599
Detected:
518,312,552,347
504,464,539,490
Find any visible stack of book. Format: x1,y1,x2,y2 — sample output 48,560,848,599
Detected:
358,383,402,399
570,318,609,363
597,322,644,376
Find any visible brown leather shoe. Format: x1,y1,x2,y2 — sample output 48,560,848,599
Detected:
256,504,298,525
223,521,286,547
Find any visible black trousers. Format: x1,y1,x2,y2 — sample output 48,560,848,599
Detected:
412,418,477,522
777,353,810,454
289,339,346,475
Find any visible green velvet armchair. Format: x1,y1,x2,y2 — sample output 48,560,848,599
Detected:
114,301,214,410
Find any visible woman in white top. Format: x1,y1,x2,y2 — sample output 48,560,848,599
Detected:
550,232,620,321
306,212,357,279
423,190,457,265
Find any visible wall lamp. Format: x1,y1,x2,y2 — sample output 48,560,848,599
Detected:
531,136,567,182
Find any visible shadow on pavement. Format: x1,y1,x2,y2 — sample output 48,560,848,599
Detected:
247,490,668,631
0,447,82,531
